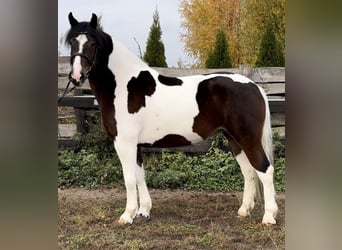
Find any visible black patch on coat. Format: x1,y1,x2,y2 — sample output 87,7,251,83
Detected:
139,134,192,148
127,71,156,113
152,134,192,147
158,74,183,86
88,68,117,140
192,76,270,172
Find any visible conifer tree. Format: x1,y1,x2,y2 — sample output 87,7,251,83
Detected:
205,30,232,68
255,21,285,67
143,8,168,67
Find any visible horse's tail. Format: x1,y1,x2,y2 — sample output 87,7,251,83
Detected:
258,85,274,165
253,85,274,200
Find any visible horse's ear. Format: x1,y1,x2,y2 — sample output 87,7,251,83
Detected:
68,12,79,27
90,13,97,29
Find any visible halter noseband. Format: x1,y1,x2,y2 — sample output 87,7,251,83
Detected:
69,32,98,81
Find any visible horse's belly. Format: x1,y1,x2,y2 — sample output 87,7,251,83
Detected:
138,85,203,145
138,107,203,145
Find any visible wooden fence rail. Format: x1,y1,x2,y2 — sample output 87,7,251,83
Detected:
58,95,285,113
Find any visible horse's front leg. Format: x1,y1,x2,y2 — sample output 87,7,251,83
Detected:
136,146,152,219
114,137,139,224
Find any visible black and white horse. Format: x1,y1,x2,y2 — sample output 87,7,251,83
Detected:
65,13,278,225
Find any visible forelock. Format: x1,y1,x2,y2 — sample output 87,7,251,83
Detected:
65,22,100,46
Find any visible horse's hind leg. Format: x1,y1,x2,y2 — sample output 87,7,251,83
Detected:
236,151,259,217
256,164,278,224
243,144,278,224
227,138,258,217
227,132,277,224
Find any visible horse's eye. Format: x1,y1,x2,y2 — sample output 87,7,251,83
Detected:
69,38,77,47
89,42,96,47
70,38,75,44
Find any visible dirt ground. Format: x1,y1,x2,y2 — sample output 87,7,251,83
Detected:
58,188,285,249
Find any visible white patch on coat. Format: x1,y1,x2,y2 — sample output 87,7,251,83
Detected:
71,34,88,81
139,74,204,144
227,73,252,83
207,73,252,83
108,38,258,145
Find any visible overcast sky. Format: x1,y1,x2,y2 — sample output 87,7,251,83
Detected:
58,0,189,67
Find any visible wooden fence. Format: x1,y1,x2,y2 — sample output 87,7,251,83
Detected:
58,56,285,151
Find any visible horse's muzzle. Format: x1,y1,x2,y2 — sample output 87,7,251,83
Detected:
68,71,86,86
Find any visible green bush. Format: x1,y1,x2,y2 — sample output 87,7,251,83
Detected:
58,124,123,188
58,148,123,188
145,132,285,192
58,124,285,192
274,157,285,192
273,132,285,159
145,148,243,191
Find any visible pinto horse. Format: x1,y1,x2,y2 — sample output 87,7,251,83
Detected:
65,13,278,225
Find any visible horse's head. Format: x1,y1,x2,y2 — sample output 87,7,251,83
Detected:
65,12,113,86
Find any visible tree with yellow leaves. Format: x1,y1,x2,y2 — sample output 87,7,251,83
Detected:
240,0,285,65
179,0,285,67
180,0,241,67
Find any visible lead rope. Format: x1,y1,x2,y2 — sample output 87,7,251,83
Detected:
58,77,75,138
58,77,76,104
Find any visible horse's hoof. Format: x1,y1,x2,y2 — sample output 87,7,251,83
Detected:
237,207,250,217
261,208,277,225
137,213,151,221
262,220,276,225
262,215,276,225
117,214,133,225
117,218,133,225
135,215,150,224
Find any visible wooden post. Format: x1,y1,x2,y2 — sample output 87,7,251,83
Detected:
73,88,100,134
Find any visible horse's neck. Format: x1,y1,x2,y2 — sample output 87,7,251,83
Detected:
109,39,154,81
